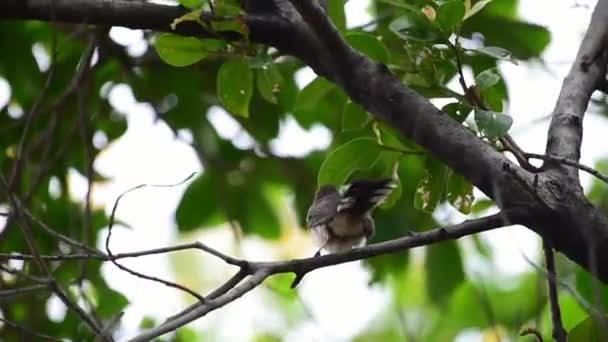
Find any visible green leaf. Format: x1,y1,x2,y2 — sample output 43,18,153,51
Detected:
176,172,225,231
178,0,205,9
474,46,517,64
475,68,501,91
474,109,512,138
256,64,284,104
464,16,549,60
442,102,472,123
437,1,466,32
446,171,474,214
217,57,253,117
95,282,129,318
345,32,390,64
575,267,608,312
294,76,335,112
342,99,369,131
464,0,493,20
154,33,212,67
569,315,608,342
414,157,449,212
389,12,439,42
318,137,383,186
472,198,494,213
425,241,465,305
327,0,346,32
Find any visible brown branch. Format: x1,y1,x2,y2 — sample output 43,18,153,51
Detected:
129,210,522,341
543,241,567,342
545,0,608,179
526,153,608,184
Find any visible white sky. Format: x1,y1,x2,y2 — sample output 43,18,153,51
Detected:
0,0,605,341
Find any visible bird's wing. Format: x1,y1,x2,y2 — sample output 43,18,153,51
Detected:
306,187,339,229
338,179,397,216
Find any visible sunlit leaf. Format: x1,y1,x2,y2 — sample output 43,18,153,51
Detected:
178,0,205,9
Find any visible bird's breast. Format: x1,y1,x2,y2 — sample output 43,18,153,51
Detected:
330,213,364,238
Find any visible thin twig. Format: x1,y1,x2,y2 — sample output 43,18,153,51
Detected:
104,173,206,302
0,316,65,341
0,284,48,299
543,241,567,342
526,153,608,184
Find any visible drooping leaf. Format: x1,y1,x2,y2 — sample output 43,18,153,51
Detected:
447,171,474,214
442,102,472,123
474,109,513,138
318,137,383,187
256,64,284,104
414,157,449,212
475,68,501,91
217,57,253,117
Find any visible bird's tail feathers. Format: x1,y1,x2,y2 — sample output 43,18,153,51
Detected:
337,179,397,215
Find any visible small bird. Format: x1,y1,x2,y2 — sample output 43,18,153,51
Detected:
306,178,397,256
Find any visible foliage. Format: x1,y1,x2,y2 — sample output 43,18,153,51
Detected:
1,0,605,341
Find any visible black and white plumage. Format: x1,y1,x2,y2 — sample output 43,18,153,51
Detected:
306,179,397,255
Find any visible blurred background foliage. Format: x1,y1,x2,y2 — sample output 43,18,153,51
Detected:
0,0,607,341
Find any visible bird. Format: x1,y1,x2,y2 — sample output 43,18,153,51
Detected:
306,178,397,256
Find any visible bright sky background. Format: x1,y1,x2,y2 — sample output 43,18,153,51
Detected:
1,0,605,341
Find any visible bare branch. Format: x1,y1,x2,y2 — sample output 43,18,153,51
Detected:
543,241,567,342
104,173,206,302
129,270,271,342
129,210,521,341
526,153,608,184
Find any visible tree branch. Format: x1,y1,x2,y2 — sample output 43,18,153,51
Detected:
543,241,567,342
545,0,608,180
128,210,522,341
